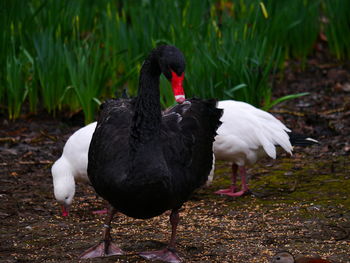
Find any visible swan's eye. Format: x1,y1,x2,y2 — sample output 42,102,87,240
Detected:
65,196,69,200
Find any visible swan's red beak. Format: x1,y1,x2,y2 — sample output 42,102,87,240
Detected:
61,205,69,217
171,71,185,104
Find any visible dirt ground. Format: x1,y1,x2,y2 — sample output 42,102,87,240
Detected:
0,53,349,262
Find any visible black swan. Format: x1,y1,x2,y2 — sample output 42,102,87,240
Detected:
80,45,222,262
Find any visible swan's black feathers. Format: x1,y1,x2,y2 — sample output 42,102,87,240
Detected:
97,98,134,125
88,98,134,190
287,132,319,146
162,112,182,128
163,101,192,116
88,98,222,219
160,98,223,205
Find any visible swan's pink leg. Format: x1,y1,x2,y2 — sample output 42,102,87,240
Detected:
80,206,124,258
139,209,182,263
215,165,249,197
92,199,108,214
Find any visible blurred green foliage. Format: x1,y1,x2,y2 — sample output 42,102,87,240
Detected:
0,0,348,123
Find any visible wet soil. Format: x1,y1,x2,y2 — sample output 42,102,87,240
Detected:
0,54,349,263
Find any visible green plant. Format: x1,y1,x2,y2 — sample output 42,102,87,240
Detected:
34,33,69,113
64,43,109,124
21,47,38,113
324,0,350,59
257,0,320,63
5,51,27,119
262,92,310,111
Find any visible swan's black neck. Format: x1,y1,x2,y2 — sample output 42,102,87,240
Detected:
130,53,162,148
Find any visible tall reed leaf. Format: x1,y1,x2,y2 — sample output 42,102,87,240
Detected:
65,44,108,124
262,92,310,111
6,53,27,119
324,0,350,59
34,33,68,113
21,47,38,113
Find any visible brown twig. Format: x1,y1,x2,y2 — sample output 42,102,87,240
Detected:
0,137,18,143
320,107,346,115
39,130,58,142
0,160,53,166
269,109,305,117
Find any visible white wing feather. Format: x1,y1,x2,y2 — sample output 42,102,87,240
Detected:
214,100,292,166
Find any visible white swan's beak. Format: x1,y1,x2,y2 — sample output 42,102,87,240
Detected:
61,204,69,217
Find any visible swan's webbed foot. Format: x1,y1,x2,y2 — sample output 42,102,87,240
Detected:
79,240,123,259
80,206,122,258
139,247,182,263
92,208,108,215
215,187,250,197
